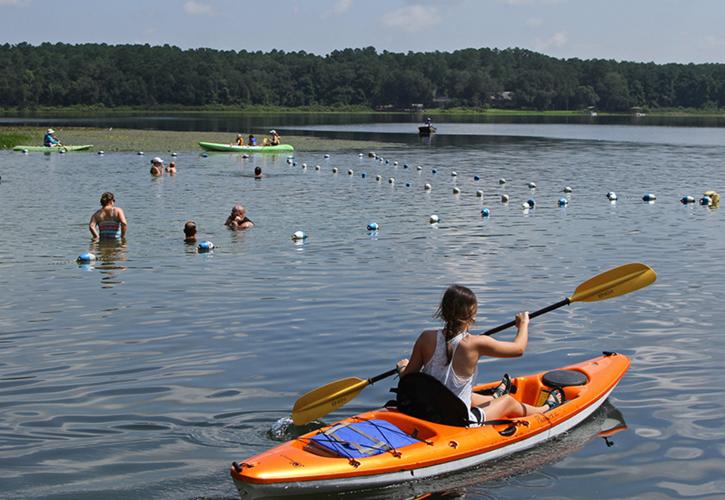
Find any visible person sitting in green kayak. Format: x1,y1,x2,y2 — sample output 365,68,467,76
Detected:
269,130,281,146
225,204,254,230
234,134,244,146
248,134,257,146
43,128,61,147
396,285,562,426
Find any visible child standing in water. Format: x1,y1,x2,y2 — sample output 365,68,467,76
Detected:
397,285,561,424
89,192,128,240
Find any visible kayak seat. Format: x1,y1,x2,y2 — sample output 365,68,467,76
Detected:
390,372,471,427
542,369,588,388
308,419,419,459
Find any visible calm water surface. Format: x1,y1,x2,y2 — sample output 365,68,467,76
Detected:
1,119,725,499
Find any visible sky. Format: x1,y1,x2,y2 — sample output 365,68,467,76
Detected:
1,0,724,64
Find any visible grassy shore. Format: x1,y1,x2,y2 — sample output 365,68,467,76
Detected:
0,126,400,152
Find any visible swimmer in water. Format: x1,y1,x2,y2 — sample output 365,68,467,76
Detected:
254,166,263,179
184,220,197,243
225,204,254,230
89,192,128,240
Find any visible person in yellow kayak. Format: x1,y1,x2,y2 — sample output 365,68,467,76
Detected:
396,285,562,425
43,128,62,147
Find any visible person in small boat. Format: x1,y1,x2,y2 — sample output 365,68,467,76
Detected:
150,157,163,177
269,130,281,146
248,134,257,146
234,134,244,146
396,284,562,425
225,204,254,230
89,192,127,240
183,220,197,243
43,128,61,147
424,117,432,127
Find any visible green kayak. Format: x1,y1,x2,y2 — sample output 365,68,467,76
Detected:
13,145,93,152
199,142,294,153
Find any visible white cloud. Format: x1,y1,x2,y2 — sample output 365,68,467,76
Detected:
183,1,213,16
526,17,543,27
380,4,439,32
327,0,353,16
534,31,568,50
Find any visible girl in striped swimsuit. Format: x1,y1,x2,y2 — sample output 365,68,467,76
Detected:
89,192,128,240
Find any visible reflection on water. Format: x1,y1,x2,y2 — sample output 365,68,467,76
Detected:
87,239,128,288
0,122,724,499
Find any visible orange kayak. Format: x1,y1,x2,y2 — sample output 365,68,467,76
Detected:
230,352,630,498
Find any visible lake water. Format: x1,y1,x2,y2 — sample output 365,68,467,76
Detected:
1,115,725,499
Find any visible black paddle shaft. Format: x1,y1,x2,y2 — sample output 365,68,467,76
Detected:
482,298,571,337
369,368,398,384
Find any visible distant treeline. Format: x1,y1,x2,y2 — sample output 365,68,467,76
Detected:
2,43,724,112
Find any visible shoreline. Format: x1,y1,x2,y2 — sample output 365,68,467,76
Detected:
0,126,402,152
2,105,724,118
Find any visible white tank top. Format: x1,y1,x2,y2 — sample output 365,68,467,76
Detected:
422,330,477,418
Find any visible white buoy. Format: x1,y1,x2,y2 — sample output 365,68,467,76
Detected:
476,190,483,197
324,154,330,159
376,175,382,181
501,194,510,203
607,191,618,201
315,165,320,170
451,171,458,177
388,177,395,184
521,202,530,210
291,231,308,241
558,197,569,207
429,214,439,223
171,152,177,157
393,161,398,166
302,163,307,168
348,169,353,175
367,222,379,231
137,151,144,155
499,178,506,185
416,165,422,171
332,167,338,174
358,153,364,157
453,187,461,194
22,148,29,154
528,182,537,189
642,193,656,202
424,183,432,191
563,186,573,193
681,195,695,204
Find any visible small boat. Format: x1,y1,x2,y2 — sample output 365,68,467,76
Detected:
198,142,294,153
13,145,93,152
230,352,629,498
418,125,436,137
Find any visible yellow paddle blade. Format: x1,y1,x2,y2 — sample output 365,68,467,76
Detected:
292,377,369,426
570,262,656,303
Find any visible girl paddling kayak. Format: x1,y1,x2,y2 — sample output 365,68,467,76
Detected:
396,285,562,424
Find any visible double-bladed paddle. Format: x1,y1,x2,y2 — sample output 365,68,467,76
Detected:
291,262,656,425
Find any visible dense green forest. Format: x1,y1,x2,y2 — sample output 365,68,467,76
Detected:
1,43,724,112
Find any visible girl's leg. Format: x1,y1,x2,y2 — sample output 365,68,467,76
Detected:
480,394,548,420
